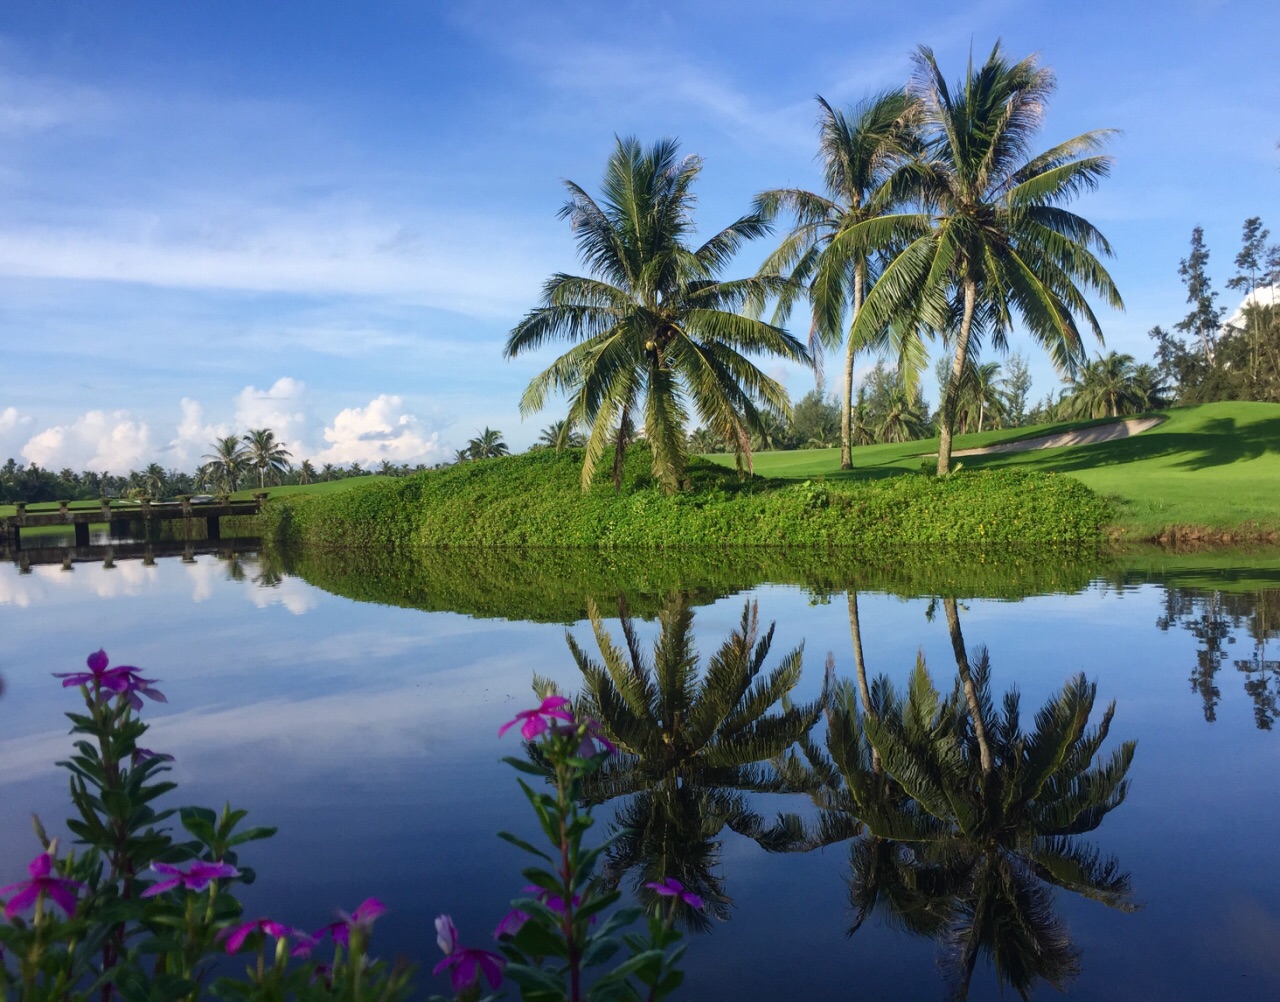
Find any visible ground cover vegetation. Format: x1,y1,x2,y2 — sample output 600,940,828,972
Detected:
263,441,1113,550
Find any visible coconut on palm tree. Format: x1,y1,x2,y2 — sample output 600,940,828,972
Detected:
852,43,1123,475
754,91,923,469
243,428,293,489
506,137,809,493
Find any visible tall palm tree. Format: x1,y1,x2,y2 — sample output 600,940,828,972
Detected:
505,137,809,493
243,428,293,489
876,386,931,443
201,435,247,493
957,359,1009,433
754,91,923,469
319,462,336,482
141,463,166,498
297,460,317,485
852,43,1124,474
466,427,508,460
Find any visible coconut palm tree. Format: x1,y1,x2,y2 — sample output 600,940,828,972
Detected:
141,463,166,499
243,428,293,489
1059,352,1147,419
538,420,585,451
505,137,809,493
876,386,931,443
297,460,317,485
955,359,1010,434
319,463,336,482
201,435,247,494
754,91,923,469
851,43,1123,474
466,427,508,460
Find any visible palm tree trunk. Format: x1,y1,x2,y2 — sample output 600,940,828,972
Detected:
840,267,865,471
612,405,631,492
846,590,880,773
937,281,977,476
943,596,994,777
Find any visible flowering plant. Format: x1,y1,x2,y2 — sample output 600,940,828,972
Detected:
427,698,698,1002
0,650,412,1002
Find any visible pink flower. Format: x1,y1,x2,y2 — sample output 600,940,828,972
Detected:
52,650,166,709
141,861,240,897
307,897,387,948
433,915,504,994
218,918,295,954
499,696,574,741
1,852,85,920
645,877,704,910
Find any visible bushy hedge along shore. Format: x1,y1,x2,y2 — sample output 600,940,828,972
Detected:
259,445,1115,550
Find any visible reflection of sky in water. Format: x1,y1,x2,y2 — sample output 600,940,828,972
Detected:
1,556,1278,999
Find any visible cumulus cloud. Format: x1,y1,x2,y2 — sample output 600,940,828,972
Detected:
22,410,151,473
234,378,308,457
0,406,34,459
309,395,441,467
166,398,229,469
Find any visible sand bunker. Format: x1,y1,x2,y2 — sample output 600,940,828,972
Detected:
952,416,1163,457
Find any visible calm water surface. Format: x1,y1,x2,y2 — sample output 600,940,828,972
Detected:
1,546,1278,1000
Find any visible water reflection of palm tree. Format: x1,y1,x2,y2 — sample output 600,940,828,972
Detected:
558,594,822,927
809,596,1137,999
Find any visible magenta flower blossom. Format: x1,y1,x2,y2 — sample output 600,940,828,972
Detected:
494,884,593,939
52,649,114,690
219,918,295,954
553,717,617,758
53,650,166,709
499,696,574,741
1,852,85,920
645,877,704,910
306,897,387,949
493,907,530,939
132,747,175,766
433,915,504,994
141,860,240,897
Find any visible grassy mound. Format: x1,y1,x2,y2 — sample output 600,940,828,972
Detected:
262,444,1113,549
720,401,1280,539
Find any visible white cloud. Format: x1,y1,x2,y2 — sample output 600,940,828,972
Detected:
310,394,441,467
166,398,229,469
246,578,317,616
0,406,34,459
21,410,151,473
234,378,308,457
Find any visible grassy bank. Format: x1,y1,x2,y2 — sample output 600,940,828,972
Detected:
716,401,1280,540
263,443,1113,549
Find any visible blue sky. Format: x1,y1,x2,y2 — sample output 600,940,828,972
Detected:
1,0,1277,472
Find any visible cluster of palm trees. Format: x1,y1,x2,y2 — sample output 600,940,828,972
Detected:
199,429,294,492
452,427,509,464
1055,351,1171,420
507,42,1121,490
540,593,1136,997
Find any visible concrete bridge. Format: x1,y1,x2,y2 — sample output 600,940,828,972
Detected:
0,495,267,549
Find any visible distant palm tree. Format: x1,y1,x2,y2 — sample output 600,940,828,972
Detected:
876,387,930,443
377,459,397,476
243,428,293,489
452,448,472,464
201,436,248,493
466,427,509,460
538,420,585,451
348,462,366,478
297,460,317,485
319,463,336,482
505,137,809,492
1060,352,1147,419
141,463,166,498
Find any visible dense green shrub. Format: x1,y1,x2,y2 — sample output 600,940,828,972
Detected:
260,444,1115,552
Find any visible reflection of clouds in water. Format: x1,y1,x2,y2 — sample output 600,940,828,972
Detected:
246,576,316,616
0,651,528,788
182,558,221,603
83,560,159,599
0,571,38,606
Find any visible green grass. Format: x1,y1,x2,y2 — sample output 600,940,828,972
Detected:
709,401,1280,539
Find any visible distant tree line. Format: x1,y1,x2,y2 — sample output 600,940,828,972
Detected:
1149,217,1280,405
0,426,435,504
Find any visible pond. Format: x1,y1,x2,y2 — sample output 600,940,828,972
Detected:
2,543,1279,1000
